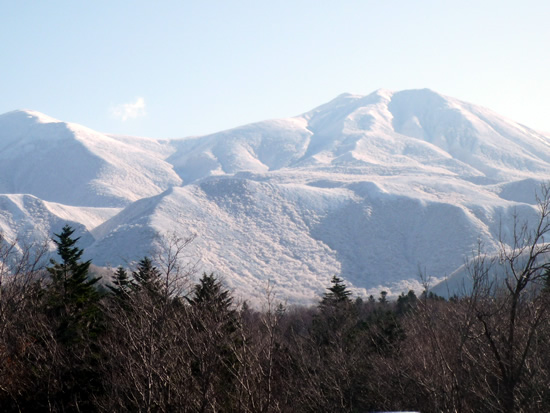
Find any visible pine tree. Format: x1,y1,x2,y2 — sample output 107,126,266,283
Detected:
320,275,352,308
42,225,105,410
46,224,102,344
396,289,417,315
187,273,238,410
132,257,162,294
188,273,237,329
315,275,356,346
189,273,233,309
107,266,132,297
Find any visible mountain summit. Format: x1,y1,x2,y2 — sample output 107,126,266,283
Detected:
2,89,549,302
0,109,181,207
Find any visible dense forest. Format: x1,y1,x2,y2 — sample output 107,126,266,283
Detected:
3,187,550,412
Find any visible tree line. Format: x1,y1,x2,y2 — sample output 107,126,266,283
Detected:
2,185,550,412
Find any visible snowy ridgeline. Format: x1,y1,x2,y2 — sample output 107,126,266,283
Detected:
1,88,550,303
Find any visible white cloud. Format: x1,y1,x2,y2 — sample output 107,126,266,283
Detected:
111,97,146,121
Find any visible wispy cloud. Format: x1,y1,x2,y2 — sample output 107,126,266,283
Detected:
111,97,146,121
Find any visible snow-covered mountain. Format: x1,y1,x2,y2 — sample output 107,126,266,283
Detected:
2,89,550,303
0,110,181,207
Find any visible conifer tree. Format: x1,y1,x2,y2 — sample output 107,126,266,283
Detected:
320,275,352,308
46,224,102,344
396,289,417,315
187,273,238,410
189,272,234,314
187,272,237,332
107,266,132,298
42,225,104,411
315,275,356,345
132,257,162,296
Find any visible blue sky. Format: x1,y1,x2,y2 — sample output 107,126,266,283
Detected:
1,1,549,137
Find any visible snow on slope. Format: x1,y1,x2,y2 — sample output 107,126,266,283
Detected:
87,180,346,302
388,90,550,180
0,110,181,207
167,89,550,184
3,89,550,302
167,117,312,183
86,170,542,302
0,193,106,253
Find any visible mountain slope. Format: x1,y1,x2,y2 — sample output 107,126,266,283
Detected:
2,89,550,302
0,193,111,251
167,89,550,185
0,110,182,207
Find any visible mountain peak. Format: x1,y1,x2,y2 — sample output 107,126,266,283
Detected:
371,88,394,99
3,109,62,125
3,91,550,302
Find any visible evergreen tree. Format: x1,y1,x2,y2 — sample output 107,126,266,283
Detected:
46,224,102,344
107,266,132,297
42,225,105,410
132,257,162,296
187,273,238,410
315,275,356,345
320,275,352,308
396,289,417,315
188,272,235,321
276,302,286,318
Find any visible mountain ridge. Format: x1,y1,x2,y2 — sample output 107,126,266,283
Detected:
1,89,550,302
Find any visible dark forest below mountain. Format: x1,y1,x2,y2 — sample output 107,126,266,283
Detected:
2,190,550,413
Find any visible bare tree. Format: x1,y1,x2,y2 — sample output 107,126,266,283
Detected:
471,184,550,412
0,234,48,409
228,282,287,412
397,184,550,412
99,233,197,412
